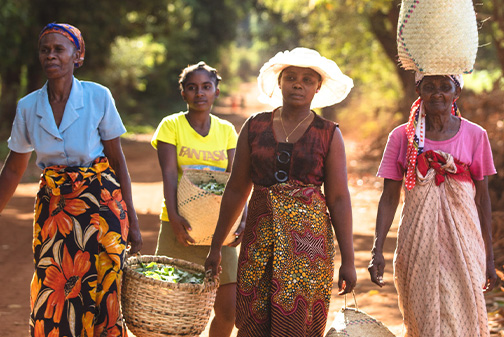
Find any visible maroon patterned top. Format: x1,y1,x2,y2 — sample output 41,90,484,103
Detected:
247,110,337,187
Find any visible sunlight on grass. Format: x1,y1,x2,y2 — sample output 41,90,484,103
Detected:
123,124,155,137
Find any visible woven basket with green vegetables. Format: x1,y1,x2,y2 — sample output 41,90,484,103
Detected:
121,255,218,337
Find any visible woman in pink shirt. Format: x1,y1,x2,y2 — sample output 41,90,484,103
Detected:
368,74,498,337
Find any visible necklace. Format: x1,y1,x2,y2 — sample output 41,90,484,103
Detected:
280,108,312,142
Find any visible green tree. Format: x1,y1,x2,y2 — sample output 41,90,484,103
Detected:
491,0,504,72
255,0,504,119
475,0,504,79
120,0,251,121
0,0,144,135
257,0,414,118
0,0,37,133
0,0,250,136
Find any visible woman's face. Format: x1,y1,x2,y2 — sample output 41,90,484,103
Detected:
39,33,78,80
181,70,220,113
279,66,322,107
416,76,461,115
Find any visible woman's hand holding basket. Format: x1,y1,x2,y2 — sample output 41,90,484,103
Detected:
170,214,196,246
205,247,223,279
368,250,386,287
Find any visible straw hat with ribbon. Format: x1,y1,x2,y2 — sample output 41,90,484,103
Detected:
257,47,354,109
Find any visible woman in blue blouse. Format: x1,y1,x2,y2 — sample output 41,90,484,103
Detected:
0,23,142,336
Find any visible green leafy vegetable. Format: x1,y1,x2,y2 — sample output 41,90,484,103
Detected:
135,262,205,284
197,180,226,195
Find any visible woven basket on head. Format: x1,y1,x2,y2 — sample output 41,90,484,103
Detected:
397,0,478,74
121,255,219,337
177,169,241,245
325,292,395,337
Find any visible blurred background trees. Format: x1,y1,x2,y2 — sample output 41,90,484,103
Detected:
1,0,503,129
0,0,250,130
0,0,503,206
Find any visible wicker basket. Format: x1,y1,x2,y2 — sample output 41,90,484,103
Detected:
325,292,395,337
121,255,219,337
397,0,478,74
177,169,241,245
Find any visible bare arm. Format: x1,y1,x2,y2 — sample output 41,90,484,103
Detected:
156,141,195,246
226,148,236,172
324,128,356,295
225,148,248,247
205,120,253,275
474,177,498,292
0,151,31,213
368,178,402,286
103,137,143,254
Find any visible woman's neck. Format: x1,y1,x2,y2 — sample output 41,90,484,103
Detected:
425,114,460,140
425,113,454,132
280,103,311,121
186,110,211,136
47,76,73,103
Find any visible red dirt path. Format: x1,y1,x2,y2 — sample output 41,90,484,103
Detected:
0,107,405,336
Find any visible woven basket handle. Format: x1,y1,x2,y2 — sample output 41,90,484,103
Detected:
123,251,141,268
343,290,359,311
205,269,220,285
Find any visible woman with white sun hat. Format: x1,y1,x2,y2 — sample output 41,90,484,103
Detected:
205,47,356,336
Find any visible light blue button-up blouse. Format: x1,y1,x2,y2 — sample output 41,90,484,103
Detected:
8,77,126,169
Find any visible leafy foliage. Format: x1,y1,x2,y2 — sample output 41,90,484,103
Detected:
1,0,504,137
135,261,205,283
0,0,250,135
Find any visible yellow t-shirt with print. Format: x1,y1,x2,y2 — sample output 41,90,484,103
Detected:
151,111,238,221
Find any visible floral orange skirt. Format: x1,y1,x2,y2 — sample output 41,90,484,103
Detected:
30,157,129,336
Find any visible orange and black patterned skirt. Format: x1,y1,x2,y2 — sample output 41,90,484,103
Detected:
236,181,335,337
29,157,129,336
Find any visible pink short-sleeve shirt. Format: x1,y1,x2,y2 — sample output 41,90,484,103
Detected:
377,118,496,181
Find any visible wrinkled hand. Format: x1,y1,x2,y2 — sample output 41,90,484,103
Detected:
227,220,246,247
171,215,195,246
368,251,386,287
204,247,222,279
338,263,357,295
484,260,499,293
127,220,143,254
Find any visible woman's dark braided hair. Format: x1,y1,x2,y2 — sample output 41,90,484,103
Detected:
179,61,222,91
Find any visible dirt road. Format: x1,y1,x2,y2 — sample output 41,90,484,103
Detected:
0,106,406,336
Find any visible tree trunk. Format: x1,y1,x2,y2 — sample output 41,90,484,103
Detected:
26,62,44,95
368,1,417,121
492,0,504,74
0,66,22,137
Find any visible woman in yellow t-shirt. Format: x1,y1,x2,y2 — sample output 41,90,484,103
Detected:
151,62,244,337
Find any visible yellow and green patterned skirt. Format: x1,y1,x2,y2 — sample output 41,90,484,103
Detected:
236,181,335,337
30,157,129,336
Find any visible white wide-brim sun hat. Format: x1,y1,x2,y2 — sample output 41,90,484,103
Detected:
257,47,354,109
